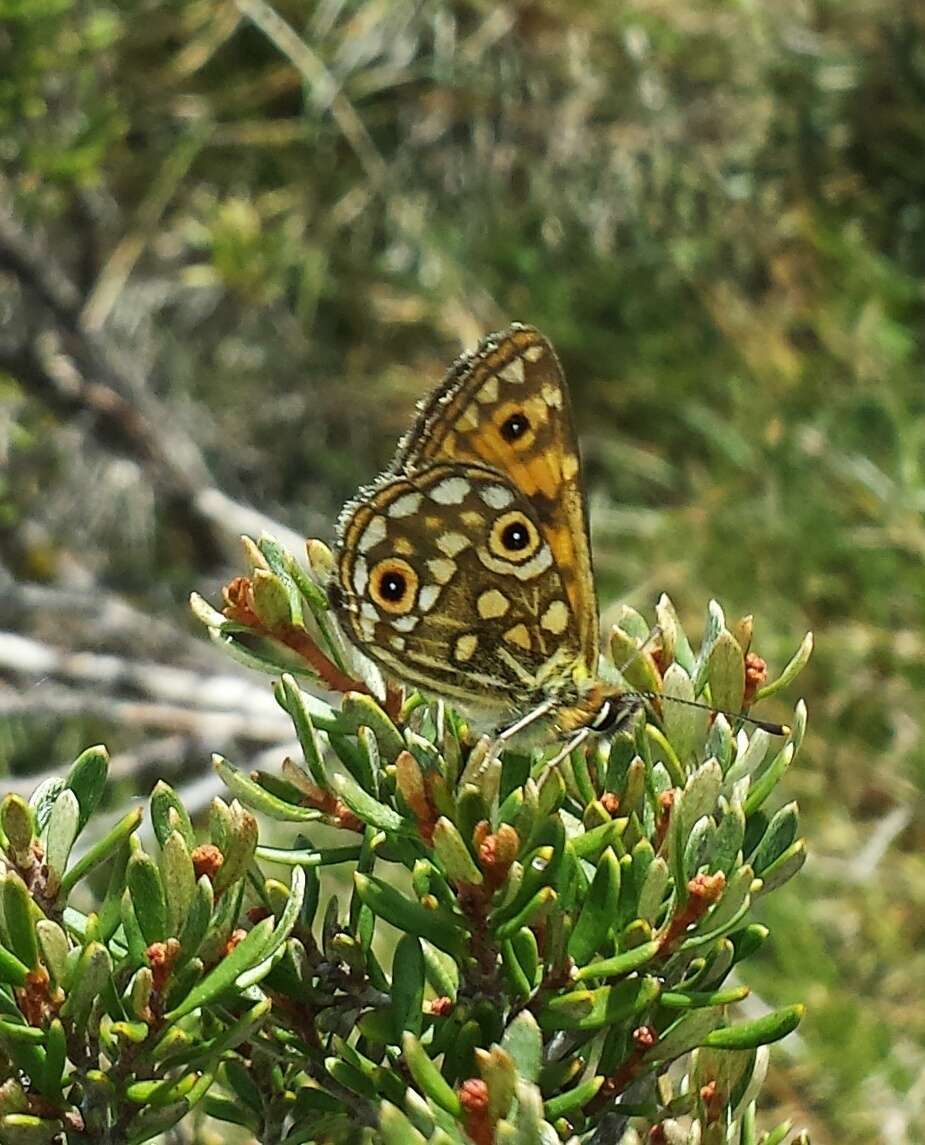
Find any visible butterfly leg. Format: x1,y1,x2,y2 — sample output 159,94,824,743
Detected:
545,727,591,771
487,697,559,760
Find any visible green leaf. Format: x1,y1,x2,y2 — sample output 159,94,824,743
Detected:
391,934,424,1040
568,847,621,965
160,831,196,938
656,593,696,675
661,662,710,763
712,802,746,876
501,1011,543,1084
164,916,275,1021
276,675,327,788
127,853,168,945
177,876,214,967
150,782,194,849
0,1021,45,1043
707,631,746,715
494,887,558,941
353,874,466,958
125,1099,192,1145
402,1032,462,1116
212,803,258,897
644,1007,725,1062
543,1074,603,1120
212,756,323,823
59,942,112,1027
379,1102,428,1145
701,1005,804,1049
44,789,80,893
743,744,794,815
569,819,627,862
235,866,305,989
637,856,670,924
324,1055,377,1099
432,817,483,886
29,778,65,837
539,976,660,1032
573,939,660,982
0,942,30,988
64,745,109,834
340,692,405,763
751,802,799,874
661,985,750,1009
255,843,363,867
755,632,813,700
1,874,38,969
39,1020,66,1103
753,839,806,895
329,770,404,833
0,1115,63,1145
59,807,143,898
0,796,34,863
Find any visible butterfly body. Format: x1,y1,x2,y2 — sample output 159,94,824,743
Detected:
330,324,637,738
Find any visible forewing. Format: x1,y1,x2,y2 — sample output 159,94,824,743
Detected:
332,463,583,713
393,324,599,674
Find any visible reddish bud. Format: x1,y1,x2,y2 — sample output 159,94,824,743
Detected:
632,1025,657,1051
743,652,768,705
601,792,620,816
688,870,726,905
192,843,224,881
146,938,181,993
225,928,248,957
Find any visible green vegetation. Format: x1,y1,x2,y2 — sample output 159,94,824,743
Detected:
0,534,811,1142
1,2,923,1142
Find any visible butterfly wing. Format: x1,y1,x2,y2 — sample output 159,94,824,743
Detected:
331,463,584,716
392,324,599,677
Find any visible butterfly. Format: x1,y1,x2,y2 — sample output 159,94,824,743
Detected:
328,324,638,746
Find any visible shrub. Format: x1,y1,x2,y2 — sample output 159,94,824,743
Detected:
0,534,812,1144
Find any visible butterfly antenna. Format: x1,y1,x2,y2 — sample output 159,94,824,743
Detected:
626,690,790,737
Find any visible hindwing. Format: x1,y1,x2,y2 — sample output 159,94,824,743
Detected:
332,463,583,715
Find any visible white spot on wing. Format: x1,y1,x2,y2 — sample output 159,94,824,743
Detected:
391,614,420,632
541,382,563,409
389,635,406,651
523,345,544,363
480,484,514,509
500,357,525,384
436,532,470,557
477,377,499,403
358,515,386,554
503,623,532,651
429,478,470,505
476,544,553,580
541,599,569,635
352,557,368,596
427,558,456,584
457,405,479,430
388,492,422,518
454,634,478,662
418,584,441,611
361,602,379,622
477,589,509,619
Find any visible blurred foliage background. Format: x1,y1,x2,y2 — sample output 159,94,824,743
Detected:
0,1,923,1142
